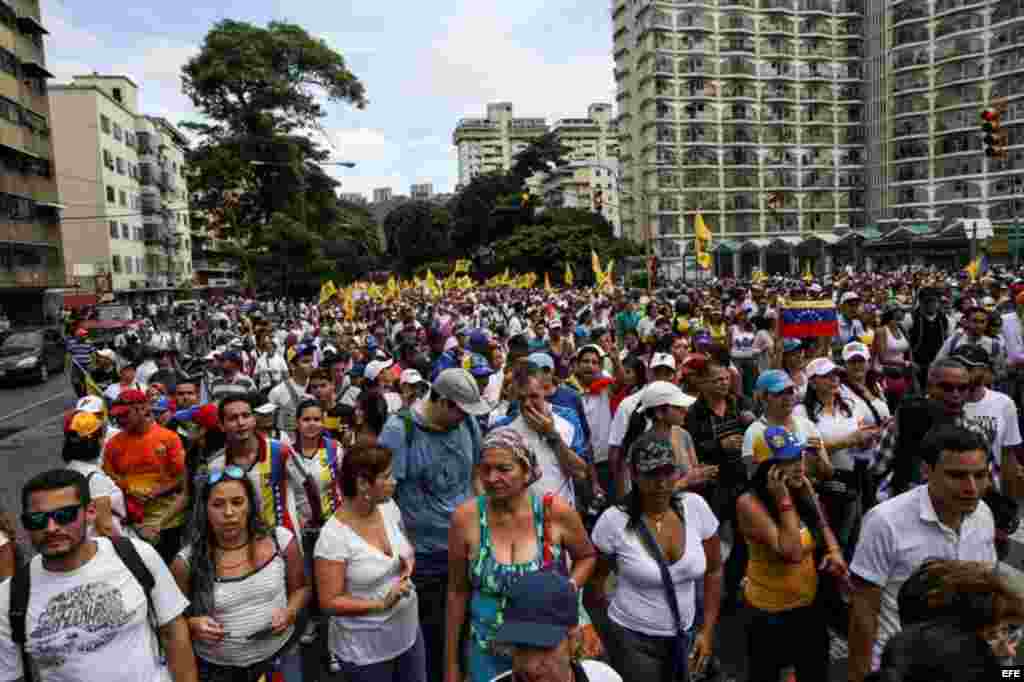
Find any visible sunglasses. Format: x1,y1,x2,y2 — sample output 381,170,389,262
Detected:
208,465,246,485
22,504,82,531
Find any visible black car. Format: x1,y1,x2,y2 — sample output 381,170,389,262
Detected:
0,327,66,384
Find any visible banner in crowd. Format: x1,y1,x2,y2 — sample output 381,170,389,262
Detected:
779,299,839,338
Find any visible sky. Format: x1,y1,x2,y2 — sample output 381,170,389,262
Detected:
42,0,617,200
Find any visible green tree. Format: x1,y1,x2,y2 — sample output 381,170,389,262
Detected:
509,131,571,184
491,222,644,283
181,20,368,294
383,201,452,274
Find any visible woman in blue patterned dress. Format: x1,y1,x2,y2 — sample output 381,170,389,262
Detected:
444,427,597,682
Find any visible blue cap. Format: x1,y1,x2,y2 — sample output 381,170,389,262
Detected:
152,397,170,414
468,329,491,352
574,325,589,340
527,352,555,371
295,343,316,358
492,572,578,649
468,353,494,378
782,338,803,353
755,369,795,394
365,334,378,350
348,363,366,377
763,426,803,462
221,350,242,364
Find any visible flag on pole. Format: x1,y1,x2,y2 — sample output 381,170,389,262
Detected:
964,255,988,283
779,299,839,338
802,261,813,282
695,213,712,270
318,280,337,305
70,358,106,417
454,259,472,274
564,262,574,287
591,250,603,283
604,259,615,288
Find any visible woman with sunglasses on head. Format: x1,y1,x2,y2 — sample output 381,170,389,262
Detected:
839,342,892,511
591,432,723,682
170,467,309,682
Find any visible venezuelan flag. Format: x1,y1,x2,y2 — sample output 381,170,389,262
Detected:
780,299,839,338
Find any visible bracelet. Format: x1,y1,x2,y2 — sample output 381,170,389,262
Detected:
779,501,795,512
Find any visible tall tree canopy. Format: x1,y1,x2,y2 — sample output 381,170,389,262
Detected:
180,20,371,295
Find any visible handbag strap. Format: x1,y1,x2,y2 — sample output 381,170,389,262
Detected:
634,508,691,680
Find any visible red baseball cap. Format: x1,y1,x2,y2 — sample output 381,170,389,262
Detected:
118,389,148,404
194,404,220,431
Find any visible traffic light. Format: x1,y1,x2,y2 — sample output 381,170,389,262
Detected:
594,189,604,211
521,192,530,207
982,106,1008,159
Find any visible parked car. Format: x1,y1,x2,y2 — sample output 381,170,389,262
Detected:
0,327,66,384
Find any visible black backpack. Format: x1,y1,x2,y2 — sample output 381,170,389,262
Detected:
10,537,157,682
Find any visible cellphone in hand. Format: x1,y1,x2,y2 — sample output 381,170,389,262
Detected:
247,625,276,640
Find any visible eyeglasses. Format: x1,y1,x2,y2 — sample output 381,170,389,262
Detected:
935,382,970,394
22,504,83,531
207,465,246,485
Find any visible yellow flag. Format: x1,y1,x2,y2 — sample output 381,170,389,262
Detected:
591,250,602,282
564,262,574,287
604,259,615,287
386,276,399,298
319,280,337,305
501,268,511,285
367,283,383,301
697,252,712,270
802,260,813,282
965,257,980,283
695,212,712,245
342,287,355,320
454,259,471,274
545,272,553,292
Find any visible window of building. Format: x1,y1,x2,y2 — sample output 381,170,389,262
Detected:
116,157,125,174
112,123,122,141
112,87,123,103
112,255,121,273
102,149,113,170
134,226,142,241
121,223,130,239
119,190,127,207
100,115,110,134
125,258,132,274
124,131,134,148
106,186,115,203
109,220,118,239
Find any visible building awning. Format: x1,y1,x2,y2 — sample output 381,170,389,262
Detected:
770,236,802,247
713,239,741,253
63,293,98,309
742,238,770,250
16,15,48,34
801,232,840,245
36,201,64,210
20,60,54,79
858,227,882,240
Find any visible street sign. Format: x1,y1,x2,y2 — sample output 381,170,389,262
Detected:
963,218,993,240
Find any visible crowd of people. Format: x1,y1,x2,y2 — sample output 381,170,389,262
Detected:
3,266,1024,682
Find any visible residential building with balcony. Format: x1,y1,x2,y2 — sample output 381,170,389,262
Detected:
541,160,623,236
612,0,867,277
373,187,393,203
0,0,63,322
50,74,192,304
864,0,1024,270
410,182,433,200
453,103,550,187
339,192,367,204
189,211,243,294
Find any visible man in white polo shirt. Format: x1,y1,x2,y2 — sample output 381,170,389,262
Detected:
847,424,996,682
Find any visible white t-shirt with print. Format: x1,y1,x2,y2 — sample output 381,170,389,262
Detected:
608,391,645,449
742,416,821,465
592,493,719,637
0,537,189,682
840,385,892,466
314,500,418,666
963,388,1023,490
792,404,861,471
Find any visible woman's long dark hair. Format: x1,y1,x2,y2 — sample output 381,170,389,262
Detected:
842,373,884,423
185,473,270,617
621,355,648,391
356,389,389,437
803,375,853,421
620,441,685,532
61,432,103,463
745,460,825,557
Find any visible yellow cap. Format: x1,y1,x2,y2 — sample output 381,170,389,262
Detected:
69,412,102,438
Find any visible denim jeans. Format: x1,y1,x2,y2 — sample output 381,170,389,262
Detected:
336,629,427,682
195,645,303,682
412,566,449,682
603,618,691,682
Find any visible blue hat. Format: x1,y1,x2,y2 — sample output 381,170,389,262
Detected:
348,363,366,377
763,426,803,462
782,338,803,353
755,369,795,394
221,350,242,364
295,343,316,358
468,353,495,378
492,572,578,649
151,397,170,414
365,334,378,350
574,325,589,340
468,329,492,352
527,352,555,371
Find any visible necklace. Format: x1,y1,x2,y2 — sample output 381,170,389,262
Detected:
647,510,671,533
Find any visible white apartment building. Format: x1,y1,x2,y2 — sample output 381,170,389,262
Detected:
373,187,393,203
613,0,866,277
541,160,623,236
50,74,191,303
410,182,433,200
453,103,549,187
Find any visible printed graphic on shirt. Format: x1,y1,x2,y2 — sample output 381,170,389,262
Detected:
30,582,137,668
963,414,997,452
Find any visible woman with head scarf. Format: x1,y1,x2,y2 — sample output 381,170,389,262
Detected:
445,427,597,682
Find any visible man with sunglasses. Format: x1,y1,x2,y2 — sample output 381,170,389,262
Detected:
0,469,197,682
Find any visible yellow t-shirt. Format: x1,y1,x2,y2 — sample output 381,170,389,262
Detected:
744,522,818,612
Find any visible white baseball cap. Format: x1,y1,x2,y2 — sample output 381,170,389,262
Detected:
254,402,278,416
400,369,426,386
95,348,116,361
842,341,871,362
365,359,395,382
840,292,861,304
75,395,105,414
443,336,459,352
805,357,840,378
433,368,491,416
642,381,697,410
649,352,677,371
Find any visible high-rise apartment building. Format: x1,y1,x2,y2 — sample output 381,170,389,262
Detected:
339,192,367,204
410,182,433,200
613,0,866,276
373,187,393,203
50,75,192,304
0,0,62,322
453,103,549,187
541,160,623,236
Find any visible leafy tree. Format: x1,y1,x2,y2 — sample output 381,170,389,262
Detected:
383,201,452,274
180,20,368,294
491,222,644,283
510,131,572,184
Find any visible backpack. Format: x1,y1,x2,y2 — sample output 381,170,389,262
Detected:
10,537,157,682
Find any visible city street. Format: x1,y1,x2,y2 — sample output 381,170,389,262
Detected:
0,379,1020,681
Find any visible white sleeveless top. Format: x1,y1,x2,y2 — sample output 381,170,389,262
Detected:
880,326,910,366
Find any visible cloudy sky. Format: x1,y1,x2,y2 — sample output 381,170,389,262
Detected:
43,0,616,199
